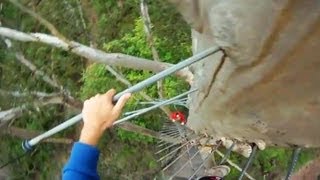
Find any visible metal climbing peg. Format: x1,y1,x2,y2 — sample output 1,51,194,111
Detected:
285,147,302,180
238,145,258,180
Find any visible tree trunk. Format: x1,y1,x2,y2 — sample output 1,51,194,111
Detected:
172,0,320,147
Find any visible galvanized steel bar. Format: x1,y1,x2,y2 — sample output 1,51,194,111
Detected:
22,46,220,151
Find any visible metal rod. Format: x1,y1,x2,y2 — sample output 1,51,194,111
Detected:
113,46,220,100
216,150,255,180
160,132,179,136
162,133,181,139
160,128,178,133
170,148,201,178
219,142,236,165
163,134,181,139
238,145,257,180
23,46,219,151
25,89,195,151
161,130,180,136
139,98,188,105
157,140,174,148
285,147,301,180
113,89,197,125
187,150,214,179
187,142,222,180
160,126,179,131
186,144,196,172
162,140,197,171
160,128,179,133
157,141,190,162
156,142,180,154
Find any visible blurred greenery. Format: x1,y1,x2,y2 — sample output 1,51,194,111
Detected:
218,147,317,180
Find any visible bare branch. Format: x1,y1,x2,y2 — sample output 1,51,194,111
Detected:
0,90,81,110
3,126,73,144
105,65,171,116
140,0,164,98
2,37,82,109
15,53,61,89
0,106,25,124
76,0,87,31
8,0,71,44
15,53,82,109
0,90,54,97
0,27,192,79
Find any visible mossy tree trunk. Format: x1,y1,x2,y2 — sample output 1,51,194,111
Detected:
170,0,320,147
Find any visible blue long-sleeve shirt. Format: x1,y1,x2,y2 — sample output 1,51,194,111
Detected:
63,142,100,180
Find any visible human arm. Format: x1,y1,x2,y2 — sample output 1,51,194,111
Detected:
62,89,131,180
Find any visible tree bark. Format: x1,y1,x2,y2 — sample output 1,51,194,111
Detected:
0,107,25,124
172,0,320,147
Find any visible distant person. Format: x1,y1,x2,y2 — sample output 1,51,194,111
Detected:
62,89,229,179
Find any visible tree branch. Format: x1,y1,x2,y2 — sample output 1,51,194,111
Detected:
0,106,25,124
0,90,81,111
15,53,60,89
0,90,56,98
140,0,165,98
0,27,192,80
2,126,73,144
8,0,71,44
2,37,82,109
15,53,82,109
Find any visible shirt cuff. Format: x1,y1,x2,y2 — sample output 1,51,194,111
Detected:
63,142,100,176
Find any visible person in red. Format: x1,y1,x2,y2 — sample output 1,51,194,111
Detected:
170,111,187,125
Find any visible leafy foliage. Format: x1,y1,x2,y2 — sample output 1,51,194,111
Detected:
80,17,190,143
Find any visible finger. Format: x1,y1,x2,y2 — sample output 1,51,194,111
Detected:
113,93,131,114
104,89,116,103
94,93,101,98
83,100,89,110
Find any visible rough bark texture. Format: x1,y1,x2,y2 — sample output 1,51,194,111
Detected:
172,0,320,147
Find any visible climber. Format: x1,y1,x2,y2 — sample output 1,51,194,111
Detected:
170,111,187,125
62,89,131,180
62,89,230,179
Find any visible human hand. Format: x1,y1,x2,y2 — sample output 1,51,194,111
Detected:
80,89,131,146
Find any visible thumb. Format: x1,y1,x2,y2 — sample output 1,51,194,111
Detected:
113,93,131,115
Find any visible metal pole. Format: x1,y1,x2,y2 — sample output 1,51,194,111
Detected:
285,147,301,180
23,88,197,151
22,47,219,151
238,145,257,180
187,142,222,180
112,46,220,100
219,142,236,165
170,148,201,178
113,89,197,125
162,144,195,171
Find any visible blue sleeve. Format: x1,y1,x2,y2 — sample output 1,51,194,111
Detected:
62,142,100,180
